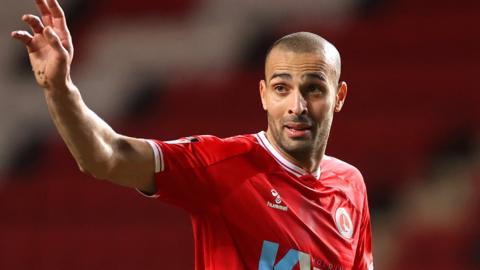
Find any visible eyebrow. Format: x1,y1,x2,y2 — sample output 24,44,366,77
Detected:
270,73,292,81
269,72,327,82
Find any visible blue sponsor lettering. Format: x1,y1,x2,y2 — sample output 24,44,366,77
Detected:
258,240,311,270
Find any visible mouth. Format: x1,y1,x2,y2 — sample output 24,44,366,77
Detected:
283,122,312,138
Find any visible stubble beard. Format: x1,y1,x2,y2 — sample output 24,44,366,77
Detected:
267,113,333,165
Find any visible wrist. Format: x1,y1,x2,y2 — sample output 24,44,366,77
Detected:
43,77,78,99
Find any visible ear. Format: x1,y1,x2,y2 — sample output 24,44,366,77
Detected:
259,80,267,111
335,81,348,112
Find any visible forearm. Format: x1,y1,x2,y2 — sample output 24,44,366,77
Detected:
44,81,118,178
13,0,155,191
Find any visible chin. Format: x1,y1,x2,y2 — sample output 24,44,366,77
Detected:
281,139,314,157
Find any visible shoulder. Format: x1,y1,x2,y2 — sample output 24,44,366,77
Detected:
174,133,258,166
191,133,257,151
321,155,366,193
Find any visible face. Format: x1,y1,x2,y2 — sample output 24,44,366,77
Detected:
260,48,347,164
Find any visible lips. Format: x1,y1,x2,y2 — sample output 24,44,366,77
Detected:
284,122,311,130
283,122,312,138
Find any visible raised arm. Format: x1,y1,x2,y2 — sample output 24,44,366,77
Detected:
11,0,156,194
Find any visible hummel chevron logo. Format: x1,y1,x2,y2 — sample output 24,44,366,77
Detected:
267,189,288,212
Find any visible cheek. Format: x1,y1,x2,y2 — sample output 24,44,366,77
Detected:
265,96,288,120
308,99,336,124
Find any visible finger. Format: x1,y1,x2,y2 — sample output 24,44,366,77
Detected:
47,0,69,33
47,0,65,19
35,0,52,26
11,30,33,45
11,30,43,53
35,0,51,16
43,26,65,53
22,14,45,34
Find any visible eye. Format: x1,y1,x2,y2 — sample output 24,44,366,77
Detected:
306,84,325,95
273,84,288,94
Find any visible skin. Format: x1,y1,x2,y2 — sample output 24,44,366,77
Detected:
259,46,347,173
11,0,345,194
11,0,156,193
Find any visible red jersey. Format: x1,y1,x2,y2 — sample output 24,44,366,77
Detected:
143,131,373,270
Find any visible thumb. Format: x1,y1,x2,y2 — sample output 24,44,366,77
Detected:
43,27,65,53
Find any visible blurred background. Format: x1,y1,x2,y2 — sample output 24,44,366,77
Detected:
1,0,479,269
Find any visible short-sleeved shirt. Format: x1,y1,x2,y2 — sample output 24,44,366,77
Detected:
143,131,373,270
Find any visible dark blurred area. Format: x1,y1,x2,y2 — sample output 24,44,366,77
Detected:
1,0,479,269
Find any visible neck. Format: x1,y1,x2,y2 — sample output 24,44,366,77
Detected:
265,130,325,173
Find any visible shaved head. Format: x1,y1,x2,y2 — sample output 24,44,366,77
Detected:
265,32,342,84
259,32,348,172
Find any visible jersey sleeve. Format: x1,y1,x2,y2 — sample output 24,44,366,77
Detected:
352,193,374,270
141,135,250,214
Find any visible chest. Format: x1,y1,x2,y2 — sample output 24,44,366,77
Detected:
214,172,361,269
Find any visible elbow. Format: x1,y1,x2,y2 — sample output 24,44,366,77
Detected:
77,161,111,181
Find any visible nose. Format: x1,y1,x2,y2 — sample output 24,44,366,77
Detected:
288,89,307,115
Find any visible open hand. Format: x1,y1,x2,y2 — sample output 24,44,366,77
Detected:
11,0,74,90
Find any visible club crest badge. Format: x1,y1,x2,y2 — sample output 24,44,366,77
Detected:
335,207,353,239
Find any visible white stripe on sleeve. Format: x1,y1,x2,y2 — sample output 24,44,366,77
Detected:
146,139,163,173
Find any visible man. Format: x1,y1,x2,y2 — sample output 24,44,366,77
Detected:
11,0,373,269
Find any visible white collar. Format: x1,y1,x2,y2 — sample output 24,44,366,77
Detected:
255,131,321,179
